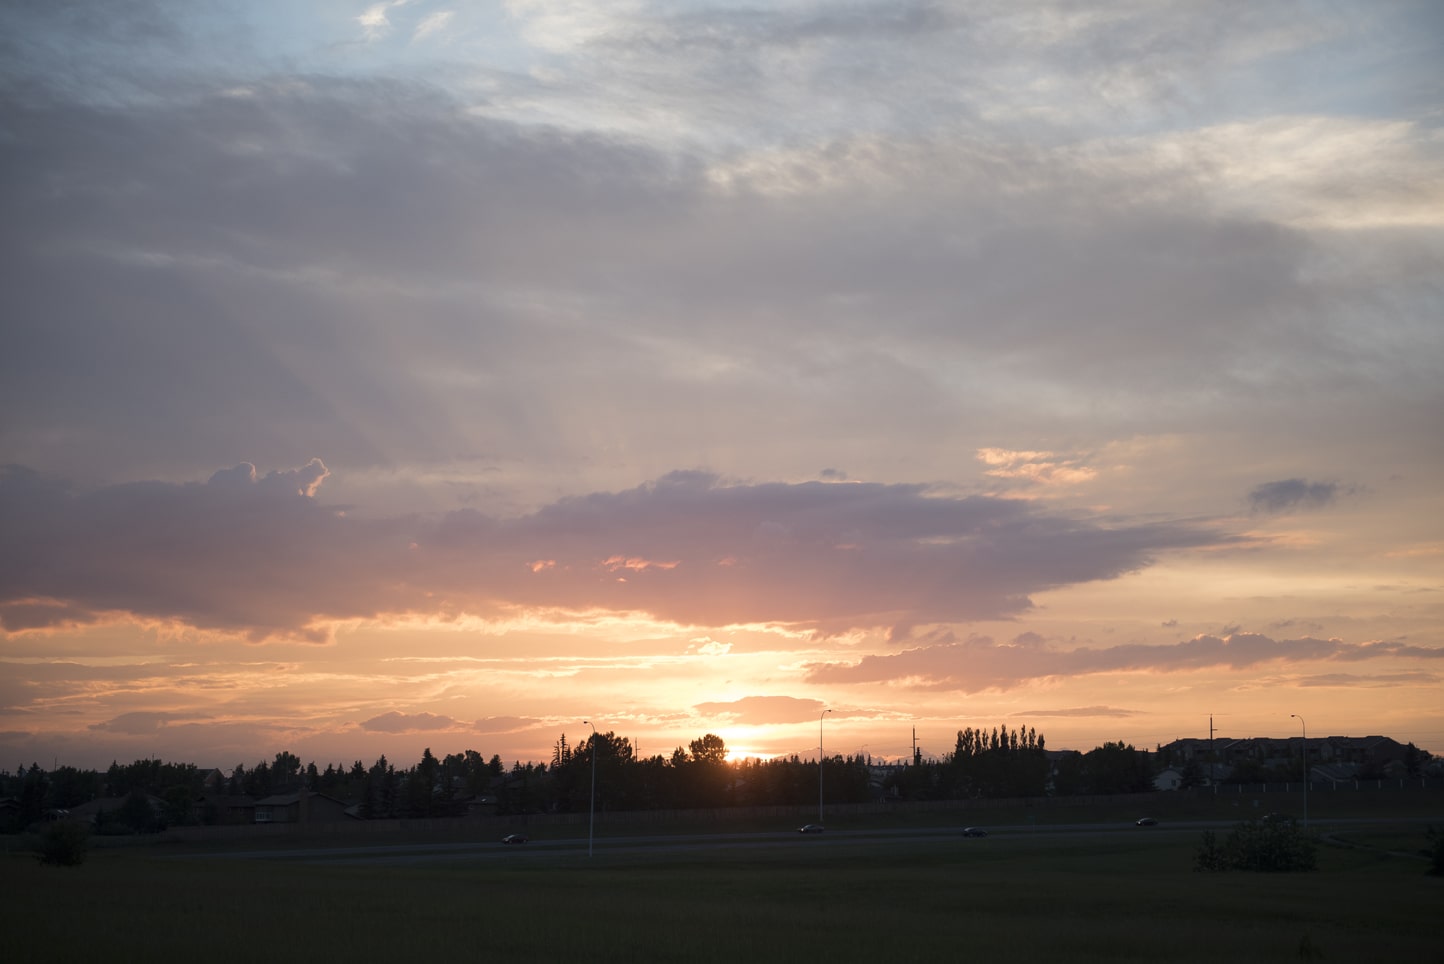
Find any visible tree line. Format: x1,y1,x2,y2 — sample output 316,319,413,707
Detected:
2,725,1168,831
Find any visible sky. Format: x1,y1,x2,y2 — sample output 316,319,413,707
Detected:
2,0,1442,774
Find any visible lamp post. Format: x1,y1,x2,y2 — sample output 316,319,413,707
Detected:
819,709,831,825
1290,713,1307,830
583,719,597,856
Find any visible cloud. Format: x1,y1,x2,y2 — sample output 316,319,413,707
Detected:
1248,478,1341,514
804,632,1444,693
2,61,1438,502
693,696,827,726
687,638,731,656
358,711,459,733
412,10,454,43
977,449,1097,487
89,711,192,734
1013,706,1144,718
471,716,541,735
358,0,415,41
1294,672,1440,688
0,464,1230,641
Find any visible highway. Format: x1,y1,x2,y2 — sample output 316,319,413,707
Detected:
167,815,1429,867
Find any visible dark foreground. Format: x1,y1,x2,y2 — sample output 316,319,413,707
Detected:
4,812,1440,963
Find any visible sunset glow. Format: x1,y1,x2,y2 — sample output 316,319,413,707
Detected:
1,1,1441,775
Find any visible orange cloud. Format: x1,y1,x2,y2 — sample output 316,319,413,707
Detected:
976,447,1097,486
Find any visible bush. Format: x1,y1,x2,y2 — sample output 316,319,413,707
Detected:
1194,817,1316,872
1427,826,1444,877
35,820,90,866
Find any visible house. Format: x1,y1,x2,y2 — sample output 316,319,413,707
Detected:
0,796,21,832
253,791,350,824
1153,767,1185,792
1310,762,1359,785
198,794,257,825
1158,734,1414,776
196,768,227,792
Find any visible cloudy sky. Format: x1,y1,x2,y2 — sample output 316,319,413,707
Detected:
3,0,1441,772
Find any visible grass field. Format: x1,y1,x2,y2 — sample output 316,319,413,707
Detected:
4,810,1440,963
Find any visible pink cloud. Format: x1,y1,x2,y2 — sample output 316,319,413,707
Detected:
693,695,827,725
0,464,1231,642
471,716,542,734
358,711,459,733
89,711,192,734
805,632,1444,692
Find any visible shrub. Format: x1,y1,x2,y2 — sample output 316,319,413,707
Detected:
1427,826,1444,877
1194,817,1316,872
35,820,90,866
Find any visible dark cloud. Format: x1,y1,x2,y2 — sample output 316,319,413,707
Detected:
4,68,1420,489
358,711,459,734
0,463,1230,641
805,632,1444,693
693,695,827,725
1248,479,1342,514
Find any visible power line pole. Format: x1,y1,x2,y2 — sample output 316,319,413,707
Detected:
1209,715,1216,793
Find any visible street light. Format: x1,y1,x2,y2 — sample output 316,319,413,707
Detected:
1290,713,1307,830
583,719,597,857
819,709,832,824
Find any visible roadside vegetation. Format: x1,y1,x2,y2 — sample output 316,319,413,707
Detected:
1194,816,1317,872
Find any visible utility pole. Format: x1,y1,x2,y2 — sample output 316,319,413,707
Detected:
819,709,831,824
1209,715,1216,793
584,720,597,857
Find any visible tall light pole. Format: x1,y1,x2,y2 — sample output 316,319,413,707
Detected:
583,719,597,856
819,709,832,824
1290,713,1307,830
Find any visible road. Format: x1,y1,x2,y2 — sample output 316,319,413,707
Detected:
167,815,1428,867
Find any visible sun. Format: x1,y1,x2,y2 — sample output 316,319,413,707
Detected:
724,746,766,763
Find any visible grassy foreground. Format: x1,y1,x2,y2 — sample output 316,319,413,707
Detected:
3,823,1440,963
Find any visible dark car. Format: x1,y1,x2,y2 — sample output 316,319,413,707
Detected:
798,824,825,834
1135,817,1158,826
501,833,529,844
961,827,988,837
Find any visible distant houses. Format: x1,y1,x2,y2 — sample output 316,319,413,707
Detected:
1154,734,1427,787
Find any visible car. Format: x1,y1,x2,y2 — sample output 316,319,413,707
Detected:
501,833,529,844
798,824,825,833
961,827,988,837
1262,812,1292,824
1135,817,1158,826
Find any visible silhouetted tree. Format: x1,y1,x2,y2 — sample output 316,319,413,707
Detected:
272,751,302,788
45,766,102,810
361,756,393,819
1080,741,1154,795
